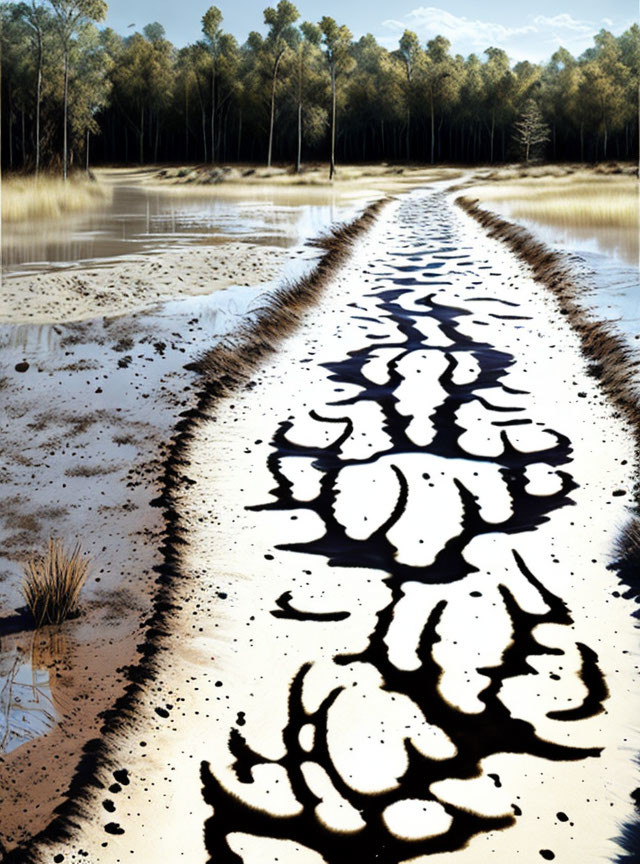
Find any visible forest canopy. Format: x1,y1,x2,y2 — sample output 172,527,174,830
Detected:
1,0,638,174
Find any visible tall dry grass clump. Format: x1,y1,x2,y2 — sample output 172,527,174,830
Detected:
21,539,90,627
1,174,111,224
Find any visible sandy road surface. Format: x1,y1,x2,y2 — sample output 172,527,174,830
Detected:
26,190,638,864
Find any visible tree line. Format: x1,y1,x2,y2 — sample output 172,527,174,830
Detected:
1,0,638,176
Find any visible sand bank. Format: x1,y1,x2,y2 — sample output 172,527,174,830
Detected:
20,189,637,863
0,243,289,325
106,162,464,194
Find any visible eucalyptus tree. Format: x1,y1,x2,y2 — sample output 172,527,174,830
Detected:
212,32,240,161
68,21,113,169
580,31,629,158
113,28,174,163
291,21,321,172
348,34,400,161
397,29,420,159
14,1,51,173
48,0,107,178
540,48,581,158
319,16,353,179
263,0,299,167
459,53,483,161
202,6,223,162
482,46,513,162
617,24,640,156
421,35,460,163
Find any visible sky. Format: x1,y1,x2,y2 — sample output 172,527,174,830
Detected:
101,0,637,63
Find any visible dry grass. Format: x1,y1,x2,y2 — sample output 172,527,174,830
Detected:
1,174,111,224
468,177,638,231
21,538,90,627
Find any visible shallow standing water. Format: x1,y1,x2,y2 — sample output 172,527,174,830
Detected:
479,198,640,356
1,180,371,278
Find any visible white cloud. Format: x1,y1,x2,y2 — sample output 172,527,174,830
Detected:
380,6,610,62
532,14,594,32
383,7,536,48
601,17,614,27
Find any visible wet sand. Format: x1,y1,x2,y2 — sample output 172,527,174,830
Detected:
0,262,314,851
0,244,289,324
24,189,638,863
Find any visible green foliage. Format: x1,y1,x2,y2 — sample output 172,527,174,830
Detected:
1,4,638,171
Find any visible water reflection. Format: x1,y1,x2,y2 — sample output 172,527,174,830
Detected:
2,183,352,278
483,200,639,269
0,633,62,753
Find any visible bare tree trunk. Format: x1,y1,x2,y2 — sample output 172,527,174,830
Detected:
296,100,302,173
32,7,43,176
580,121,584,161
430,95,435,165
35,59,42,175
9,91,13,170
21,106,26,166
267,55,282,169
223,109,228,161
154,117,160,162
406,109,410,160
489,110,495,163
139,103,144,163
237,109,242,161
201,107,207,162
329,63,336,180
217,102,223,159
210,62,215,163
185,81,189,160
603,118,608,159
63,49,69,179
86,128,90,172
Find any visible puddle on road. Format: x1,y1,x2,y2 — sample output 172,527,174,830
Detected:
0,639,57,754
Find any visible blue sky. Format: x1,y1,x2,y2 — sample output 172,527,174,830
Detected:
102,0,637,62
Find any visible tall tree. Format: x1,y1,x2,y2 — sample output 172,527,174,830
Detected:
263,0,298,167
482,46,513,162
397,29,420,160
202,6,223,163
319,16,352,179
421,35,460,163
70,23,113,170
16,1,50,174
48,0,107,178
292,22,321,172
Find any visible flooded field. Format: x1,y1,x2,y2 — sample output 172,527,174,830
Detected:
1,178,371,278
466,172,640,354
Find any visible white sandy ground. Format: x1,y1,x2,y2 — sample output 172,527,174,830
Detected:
29,190,639,863
0,243,289,324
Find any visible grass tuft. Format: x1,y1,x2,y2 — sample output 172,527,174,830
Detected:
21,538,90,627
